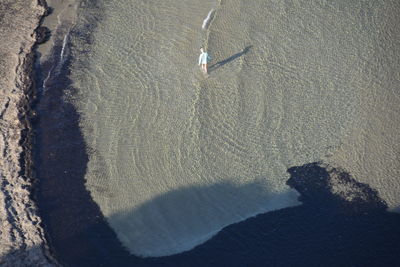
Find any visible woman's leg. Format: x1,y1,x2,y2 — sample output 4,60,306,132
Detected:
202,64,207,74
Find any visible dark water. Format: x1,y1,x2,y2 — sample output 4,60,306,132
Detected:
33,0,400,266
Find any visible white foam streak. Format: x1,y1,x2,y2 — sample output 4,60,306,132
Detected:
60,32,69,60
202,9,214,30
42,67,53,92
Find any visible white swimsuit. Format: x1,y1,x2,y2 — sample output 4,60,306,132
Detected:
199,52,208,64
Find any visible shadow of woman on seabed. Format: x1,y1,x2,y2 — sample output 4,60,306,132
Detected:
208,45,253,72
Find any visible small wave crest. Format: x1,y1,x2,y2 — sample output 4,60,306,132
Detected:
60,31,69,61
202,9,215,30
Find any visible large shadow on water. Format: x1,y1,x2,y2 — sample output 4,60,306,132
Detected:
34,39,400,267
34,52,400,263
34,17,399,267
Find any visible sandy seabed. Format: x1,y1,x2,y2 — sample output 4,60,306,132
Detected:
325,3,400,212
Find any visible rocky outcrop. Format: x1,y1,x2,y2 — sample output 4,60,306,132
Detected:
0,1,54,266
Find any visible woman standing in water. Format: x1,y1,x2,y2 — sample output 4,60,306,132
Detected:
198,47,209,74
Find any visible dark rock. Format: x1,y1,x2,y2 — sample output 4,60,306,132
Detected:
35,26,51,45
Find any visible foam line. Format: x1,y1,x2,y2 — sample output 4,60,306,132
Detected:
202,9,215,30
60,32,68,60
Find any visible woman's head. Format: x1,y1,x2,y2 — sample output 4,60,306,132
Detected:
200,47,204,53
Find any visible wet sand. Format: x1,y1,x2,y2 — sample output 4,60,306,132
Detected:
0,0,53,266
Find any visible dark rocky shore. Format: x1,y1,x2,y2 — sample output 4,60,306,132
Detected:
0,0,55,265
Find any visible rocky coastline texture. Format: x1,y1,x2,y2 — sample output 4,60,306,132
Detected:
0,1,54,266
